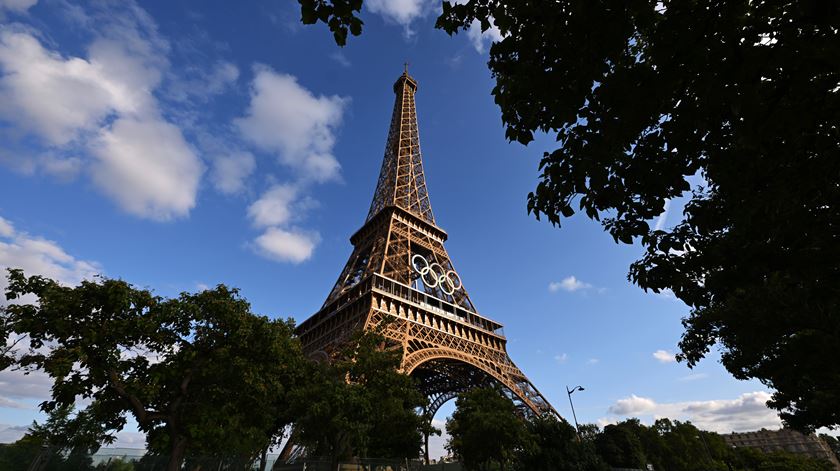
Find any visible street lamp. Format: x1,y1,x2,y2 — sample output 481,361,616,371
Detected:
566,385,585,438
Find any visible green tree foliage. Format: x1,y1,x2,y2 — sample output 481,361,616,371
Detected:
592,419,834,471
729,447,835,471
296,0,840,430
595,420,648,469
292,328,426,463
1,269,305,471
517,414,608,471
0,406,99,471
647,419,729,471
446,387,530,471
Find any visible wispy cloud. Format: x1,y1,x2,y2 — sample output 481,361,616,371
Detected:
603,391,782,433
0,3,207,221
679,373,709,382
653,349,677,363
365,0,436,37
548,276,595,293
0,0,38,14
654,198,671,231
554,353,568,364
466,18,503,53
329,51,351,68
234,66,349,263
0,214,103,409
0,215,102,298
235,66,347,183
0,2,349,262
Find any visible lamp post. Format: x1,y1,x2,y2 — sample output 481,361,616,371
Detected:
566,385,584,438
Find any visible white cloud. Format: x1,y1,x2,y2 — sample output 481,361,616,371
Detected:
466,18,503,53
248,184,300,228
604,391,782,433
253,227,320,264
90,117,203,220
0,216,12,237
587,358,600,365
0,396,27,409
0,217,101,297
428,417,449,461
0,4,205,221
0,0,37,13
110,431,147,448
210,151,255,195
366,0,434,30
554,353,568,364
0,217,101,411
0,423,148,447
679,373,709,382
0,368,52,403
653,349,677,363
548,275,593,293
654,198,671,230
609,394,657,415
329,51,351,68
0,423,30,443
168,60,239,102
236,66,347,182
0,28,124,145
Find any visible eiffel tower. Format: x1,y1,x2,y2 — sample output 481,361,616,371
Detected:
296,70,557,425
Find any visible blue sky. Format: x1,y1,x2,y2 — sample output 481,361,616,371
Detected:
0,0,787,456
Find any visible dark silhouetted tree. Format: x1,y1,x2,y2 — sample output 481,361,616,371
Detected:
446,387,529,471
1,269,306,471
292,328,426,464
297,0,840,430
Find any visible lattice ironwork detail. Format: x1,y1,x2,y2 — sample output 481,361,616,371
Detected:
367,72,434,224
296,70,558,424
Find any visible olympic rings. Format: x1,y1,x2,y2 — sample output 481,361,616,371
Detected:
411,254,463,295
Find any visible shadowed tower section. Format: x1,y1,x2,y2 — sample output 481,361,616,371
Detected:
296,70,558,436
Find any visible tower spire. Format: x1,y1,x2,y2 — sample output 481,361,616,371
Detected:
366,70,435,224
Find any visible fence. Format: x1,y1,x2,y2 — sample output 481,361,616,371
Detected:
8,447,462,471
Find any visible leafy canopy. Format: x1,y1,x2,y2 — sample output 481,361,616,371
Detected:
1,269,306,470
297,0,840,430
292,327,427,462
446,387,530,470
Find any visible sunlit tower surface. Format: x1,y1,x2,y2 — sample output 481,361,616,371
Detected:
295,70,558,436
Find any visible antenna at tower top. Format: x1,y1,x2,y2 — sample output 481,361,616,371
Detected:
403,61,409,74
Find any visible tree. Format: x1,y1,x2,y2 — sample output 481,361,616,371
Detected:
649,419,729,471
594,420,648,469
292,328,426,464
297,0,840,430
1,269,306,471
0,406,100,471
729,447,835,471
446,387,530,471
517,415,608,471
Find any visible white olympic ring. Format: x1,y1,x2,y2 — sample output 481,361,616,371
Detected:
411,254,463,295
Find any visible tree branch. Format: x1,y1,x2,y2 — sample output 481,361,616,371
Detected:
107,368,166,425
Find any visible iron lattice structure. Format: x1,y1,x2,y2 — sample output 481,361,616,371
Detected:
297,71,558,420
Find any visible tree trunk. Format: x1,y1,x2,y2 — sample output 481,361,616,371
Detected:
168,435,189,471
424,431,430,465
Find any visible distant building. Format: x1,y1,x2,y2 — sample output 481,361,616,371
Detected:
723,428,840,469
